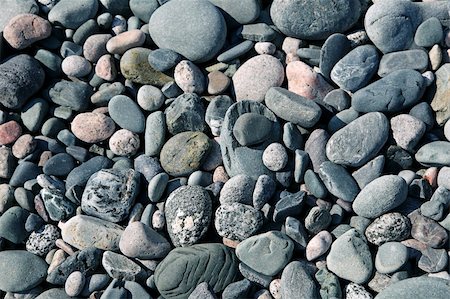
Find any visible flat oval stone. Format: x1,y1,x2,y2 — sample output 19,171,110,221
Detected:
147,48,182,72
4,14,51,49
236,231,294,276
149,0,227,63
120,47,173,86
378,49,429,77
326,229,373,284
281,260,320,299
106,29,145,55
365,212,411,246
43,153,75,177
48,0,98,29
165,185,212,247
0,206,29,243
320,33,352,80
81,168,140,223
265,87,322,128
71,112,115,143
108,95,145,133
331,45,379,92
353,175,408,219
416,141,450,167
233,113,273,146
160,131,211,177
154,243,239,298
130,0,158,22
102,251,144,281
326,112,389,167
375,242,409,274
232,54,284,102
319,161,360,202
145,111,166,156
375,277,450,299
60,215,124,251
352,70,425,113
0,54,45,109
414,17,443,48
61,55,92,78
270,0,361,40
0,250,47,292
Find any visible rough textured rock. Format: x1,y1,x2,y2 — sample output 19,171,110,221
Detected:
365,213,411,246
431,64,450,125
280,261,320,299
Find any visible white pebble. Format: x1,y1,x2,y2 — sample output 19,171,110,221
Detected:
422,71,435,87
269,279,282,299
255,42,276,55
65,271,86,297
152,210,165,230
262,143,288,171
61,55,92,77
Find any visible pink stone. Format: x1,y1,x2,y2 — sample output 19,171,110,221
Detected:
306,230,333,261
213,166,229,183
424,167,438,188
95,54,117,81
3,14,51,49
106,29,145,55
71,112,115,143
0,121,22,145
286,60,333,100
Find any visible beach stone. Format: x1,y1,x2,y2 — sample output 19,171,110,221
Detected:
352,155,385,189
120,47,172,86
284,123,304,152
0,121,21,146
240,23,276,42
217,40,254,62
43,153,75,177
353,175,408,218
65,271,85,297
148,48,182,72
137,85,165,112
280,261,320,299
265,87,322,128
155,243,238,297
286,60,333,101
82,168,140,223
326,112,389,167
221,100,281,179
1,0,39,32
376,277,450,299
35,288,82,299
222,279,252,298
262,143,288,172
378,50,429,77
26,224,60,256
305,170,329,200
174,60,206,94
9,161,41,187
108,95,145,133
270,0,361,40
165,93,206,135
273,190,305,222
219,175,255,205
119,222,170,259
40,188,76,221
0,54,45,109
365,213,411,246
83,34,111,63
305,206,331,234
320,33,352,80
431,64,450,125
48,80,92,111
0,250,47,292
215,202,263,241
315,267,342,299
165,185,212,247
375,242,409,274
102,251,144,281
61,55,92,77
306,230,332,261
0,206,29,244
129,0,158,22
0,148,15,180
253,175,276,210
209,0,260,25
148,172,169,202
145,111,166,156
233,113,273,147
236,231,294,276
331,45,379,92
391,114,426,151
409,210,448,248
346,283,372,299
3,14,51,49
352,70,425,113
110,129,142,155
415,17,443,47
106,29,145,55
149,0,226,63
48,0,98,29
71,112,115,143
95,54,117,81
232,54,284,102
60,215,124,251
305,129,330,172
90,82,125,106
12,134,36,159
0,184,14,213
160,131,211,177
205,95,233,136
47,247,102,285
416,141,450,167
254,42,276,55
418,247,448,273
327,229,373,284
410,102,435,130
207,71,230,95
21,98,49,132
319,161,360,202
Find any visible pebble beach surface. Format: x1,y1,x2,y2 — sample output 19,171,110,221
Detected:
1,0,450,298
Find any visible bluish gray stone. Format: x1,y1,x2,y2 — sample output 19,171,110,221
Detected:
130,0,159,22
217,40,254,62
284,216,308,252
304,169,328,199
253,175,276,210
239,24,276,42
378,49,429,77
375,277,450,299
205,95,233,136
305,129,329,172
187,282,216,299
409,102,434,130
9,162,41,187
281,261,320,299
208,0,260,25
222,279,252,299
327,229,373,284
0,206,29,244
319,161,360,202
315,267,342,299
148,48,182,72
91,82,126,106
352,70,425,113
21,98,49,132
323,89,351,112
328,108,359,133
415,17,443,47
165,93,206,135
352,155,385,189
99,0,131,16
305,206,331,234
34,49,62,78
108,95,145,133
353,175,408,218
283,122,303,152
273,191,305,222
265,87,322,128
331,45,379,92
270,0,361,40
43,153,75,177
233,113,273,146
375,242,409,274
416,141,450,167
145,111,166,156
48,0,98,29
48,80,92,111
165,185,212,247
0,54,45,109
149,0,227,62
320,33,352,80
102,251,145,281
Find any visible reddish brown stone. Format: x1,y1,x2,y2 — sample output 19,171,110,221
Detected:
0,120,22,145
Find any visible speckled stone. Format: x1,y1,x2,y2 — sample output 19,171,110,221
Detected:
165,93,206,135
174,60,206,94
26,224,60,256
71,112,115,143
165,185,212,247
365,213,411,246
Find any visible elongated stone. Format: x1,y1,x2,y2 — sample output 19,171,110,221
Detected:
376,277,450,299
416,141,450,167
431,64,450,125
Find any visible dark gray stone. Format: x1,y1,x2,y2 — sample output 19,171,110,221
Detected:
409,102,434,130
273,191,305,222
414,17,443,47
239,24,276,42
304,169,328,199
10,161,41,187
305,206,331,234
0,206,29,244
81,168,140,223
365,212,411,246
331,45,379,92
283,122,304,152
48,0,98,29
319,161,360,202
409,210,448,248
21,98,49,133
323,89,351,112
328,107,360,133
281,261,320,299
91,82,126,106
233,113,273,146
34,49,62,78
284,216,308,252
154,244,239,298
222,279,252,299
149,0,227,62
378,50,429,77
165,93,206,135
265,87,322,128
41,188,76,221
43,153,75,177
294,149,309,183
108,95,145,133
305,129,329,172
0,54,45,109
352,70,425,113
270,0,361,40
145,111,166,156
320,33,352,80
238,263,271,288
48,80,92,111
148,48,182,72
165,185,212,247
326,112,389,167
376,277,450,299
